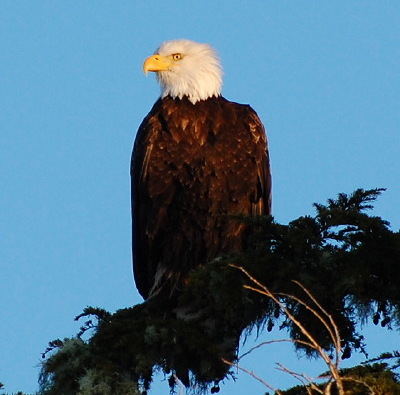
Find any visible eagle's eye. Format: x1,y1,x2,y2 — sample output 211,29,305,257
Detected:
172,53,183,61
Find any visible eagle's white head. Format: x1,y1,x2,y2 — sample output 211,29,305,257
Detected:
143,39,223,104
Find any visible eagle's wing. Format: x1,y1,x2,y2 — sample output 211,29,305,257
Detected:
131,100,164,299
247,107,272,217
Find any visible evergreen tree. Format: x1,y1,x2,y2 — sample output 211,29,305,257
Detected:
39,189,400,394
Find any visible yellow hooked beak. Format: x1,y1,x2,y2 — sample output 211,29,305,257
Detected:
143,54,173,75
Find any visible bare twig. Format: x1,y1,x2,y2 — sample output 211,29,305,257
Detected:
229,264,346,394
276,290,340,358
293,280,342,358
239,338,314,361
243,279,339,376
222,358,282,394
276,363,325,394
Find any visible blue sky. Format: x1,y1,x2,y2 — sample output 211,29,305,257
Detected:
1,1,399,393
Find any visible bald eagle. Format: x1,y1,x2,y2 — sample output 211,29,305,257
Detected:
131,39,271,300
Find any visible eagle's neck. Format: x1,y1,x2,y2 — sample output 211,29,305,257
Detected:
157,66,222,104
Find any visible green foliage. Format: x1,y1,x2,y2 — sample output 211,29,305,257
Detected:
365,350,400,371
39,332,140,395
39,189,400,393
278,362,400,394
340,363,400,394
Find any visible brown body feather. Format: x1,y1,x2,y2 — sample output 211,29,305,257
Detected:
131,96,271,299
